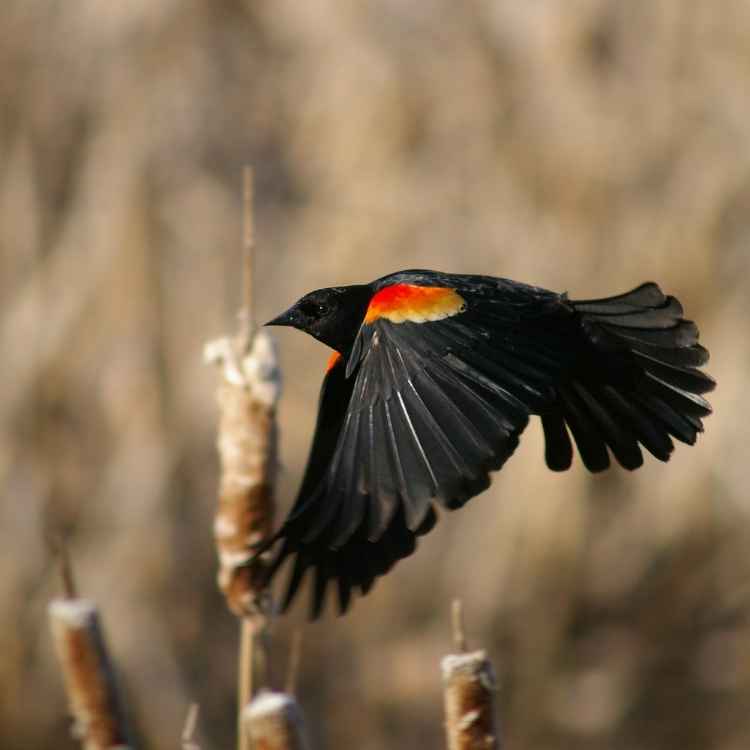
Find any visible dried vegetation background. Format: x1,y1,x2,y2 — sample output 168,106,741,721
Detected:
2,1,750,748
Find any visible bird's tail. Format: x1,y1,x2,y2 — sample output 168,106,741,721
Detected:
541,283,715,472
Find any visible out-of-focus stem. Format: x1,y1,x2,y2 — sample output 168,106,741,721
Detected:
181,703,201,750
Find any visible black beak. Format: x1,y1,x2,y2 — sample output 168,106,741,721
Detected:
265,307,298,328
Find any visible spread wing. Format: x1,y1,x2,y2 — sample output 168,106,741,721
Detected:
259,276,714,618
260,282,569,617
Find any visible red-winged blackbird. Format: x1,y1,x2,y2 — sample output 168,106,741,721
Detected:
262,269,714,618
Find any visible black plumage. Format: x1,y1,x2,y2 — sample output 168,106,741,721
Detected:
260,270,715,617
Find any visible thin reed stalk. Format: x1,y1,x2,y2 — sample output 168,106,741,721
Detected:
181,703,201,750
204,166,281,750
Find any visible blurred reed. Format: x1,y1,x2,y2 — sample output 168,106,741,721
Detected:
181,704,201,750
3,2,748,748
48,549,133,750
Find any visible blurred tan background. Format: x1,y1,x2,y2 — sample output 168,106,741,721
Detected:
2,1,749,748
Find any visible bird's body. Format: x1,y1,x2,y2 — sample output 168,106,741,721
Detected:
263,269,715,617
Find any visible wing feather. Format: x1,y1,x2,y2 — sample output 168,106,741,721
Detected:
261,308,549,616
540,410,573,471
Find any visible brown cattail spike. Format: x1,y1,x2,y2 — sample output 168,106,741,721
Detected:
443,601,500,750
204,330,281,616
243,691,311,750
49,598,133,750
442,651,499,750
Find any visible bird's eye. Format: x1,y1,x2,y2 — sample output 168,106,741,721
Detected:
299,300,323,317
317,304,329,316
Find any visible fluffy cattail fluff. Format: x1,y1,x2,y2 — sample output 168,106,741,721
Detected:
48,597,133,750
242,691,310,750
204,330,281,616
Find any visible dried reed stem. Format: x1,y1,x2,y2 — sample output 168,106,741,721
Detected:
239,619,253,726
242,691,311,750
239,616,271,741
52,533,78,599
240,165,256,348
284,631,303,696
49,598,133,749
204,166,280,750
442,601,500,750
181,703,201,750
452,598,467,653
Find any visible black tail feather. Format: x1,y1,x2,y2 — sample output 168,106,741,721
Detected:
541,410,573,471
545,284,714,472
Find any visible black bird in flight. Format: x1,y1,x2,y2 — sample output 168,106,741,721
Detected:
261,269,714,618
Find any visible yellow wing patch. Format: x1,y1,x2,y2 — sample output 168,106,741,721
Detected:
364,284,466,325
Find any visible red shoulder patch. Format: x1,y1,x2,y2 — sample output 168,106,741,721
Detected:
364,284,466,325
325,351,342,373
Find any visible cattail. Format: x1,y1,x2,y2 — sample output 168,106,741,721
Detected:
242,691,311,750
442,600,500,750
205,167,282,750
204,166,281,619
205,329,281,616
49,597,133,750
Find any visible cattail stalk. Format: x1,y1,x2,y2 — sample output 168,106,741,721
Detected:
442,600,500,750
284,630,303,696
204,166,281,750
181,703,201,750
242,691,310,750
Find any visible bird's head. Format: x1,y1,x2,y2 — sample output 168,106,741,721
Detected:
266,284,371,352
